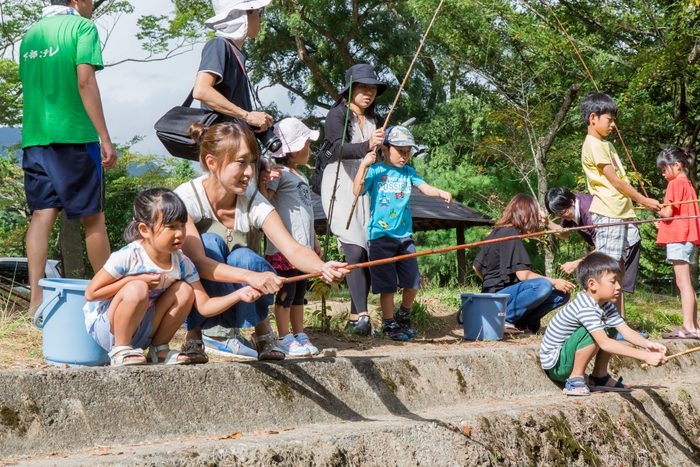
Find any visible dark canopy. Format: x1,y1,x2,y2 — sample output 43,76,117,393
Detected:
311,187,491,235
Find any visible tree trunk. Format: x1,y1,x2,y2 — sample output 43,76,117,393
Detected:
60,212,85,279
535,83,580,276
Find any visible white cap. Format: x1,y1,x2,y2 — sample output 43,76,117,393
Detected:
205,0,272,27
270,118,320,158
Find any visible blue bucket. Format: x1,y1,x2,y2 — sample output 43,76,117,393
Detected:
458,293,508,341
34,278,109,367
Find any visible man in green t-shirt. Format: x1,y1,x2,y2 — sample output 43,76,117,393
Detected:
19,0,117,315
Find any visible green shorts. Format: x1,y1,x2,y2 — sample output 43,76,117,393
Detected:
546,326,617,382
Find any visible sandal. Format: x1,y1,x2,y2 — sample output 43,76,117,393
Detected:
147,343,190,365
181,339,209,364
251,332,285,361
108,345,146,367
588,374,632,392
662,327,699,339
562,377,590,396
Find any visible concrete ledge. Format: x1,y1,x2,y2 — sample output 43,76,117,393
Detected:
2,341,700,461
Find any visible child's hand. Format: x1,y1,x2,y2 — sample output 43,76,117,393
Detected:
641,197,662,213
135,273,161,290
269,164,283,182
552,278,576,293
238,286,263,303
361,151,376,167
645,341,667,354
439,190,453,203
369,129,385,149
644,351,667,367
320,261,350,284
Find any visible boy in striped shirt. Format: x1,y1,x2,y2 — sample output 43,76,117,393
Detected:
540,252,666,396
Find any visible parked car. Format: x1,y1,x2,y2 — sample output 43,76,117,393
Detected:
0,258,62,295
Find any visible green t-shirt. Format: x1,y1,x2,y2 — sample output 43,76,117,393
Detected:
19,15,103,148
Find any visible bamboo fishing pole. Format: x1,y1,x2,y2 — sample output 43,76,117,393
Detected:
539,0,649,198
641,345,700,369
634,199,700,210
345,0,447,230
287,215,700,284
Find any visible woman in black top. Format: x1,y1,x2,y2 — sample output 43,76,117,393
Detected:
474,194,575,334
321,64,386,335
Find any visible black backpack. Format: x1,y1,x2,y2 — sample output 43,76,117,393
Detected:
309,140,332,195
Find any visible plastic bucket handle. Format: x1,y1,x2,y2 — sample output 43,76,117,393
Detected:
34,288,63,329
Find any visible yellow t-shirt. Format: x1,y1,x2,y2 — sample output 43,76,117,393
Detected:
581,135,635,219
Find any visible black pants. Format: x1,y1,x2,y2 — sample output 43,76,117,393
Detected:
341,242,370,315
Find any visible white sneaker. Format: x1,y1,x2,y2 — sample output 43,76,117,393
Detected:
278,333,311,357
202,335,258,360
295,332,319,355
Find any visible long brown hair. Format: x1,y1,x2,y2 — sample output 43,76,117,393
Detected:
495,194,540,234
189,122,259,172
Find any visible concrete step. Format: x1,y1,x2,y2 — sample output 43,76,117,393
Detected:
3,341,700,465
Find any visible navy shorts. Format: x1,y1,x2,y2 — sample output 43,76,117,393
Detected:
368,236,420,294
274,269,308,308
22,143,104,219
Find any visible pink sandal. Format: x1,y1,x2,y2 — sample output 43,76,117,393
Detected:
662,327,699,339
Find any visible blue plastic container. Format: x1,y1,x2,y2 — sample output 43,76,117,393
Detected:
459,293,508,341
34,278,109,367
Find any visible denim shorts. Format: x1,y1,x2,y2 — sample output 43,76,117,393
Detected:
666,242,696,264
90,304,156,352
368,236,420,294
22,143,104,219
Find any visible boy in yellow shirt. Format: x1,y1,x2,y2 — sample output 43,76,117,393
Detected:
580,92,661,316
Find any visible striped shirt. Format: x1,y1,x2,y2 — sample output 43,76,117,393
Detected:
540,291,624,370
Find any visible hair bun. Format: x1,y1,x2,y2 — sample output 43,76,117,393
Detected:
189,123,206,146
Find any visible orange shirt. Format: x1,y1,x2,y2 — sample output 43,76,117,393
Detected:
657,176,700,246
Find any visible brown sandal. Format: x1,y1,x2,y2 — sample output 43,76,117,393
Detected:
251,332,285,361
181,339,209,364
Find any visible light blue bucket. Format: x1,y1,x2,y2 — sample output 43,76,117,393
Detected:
34,278,109,367
458,293,508,341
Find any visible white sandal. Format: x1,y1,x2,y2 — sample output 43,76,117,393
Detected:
108,345,146,366
147,343,189,365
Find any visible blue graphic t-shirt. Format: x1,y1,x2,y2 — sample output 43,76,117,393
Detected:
364,162,425,240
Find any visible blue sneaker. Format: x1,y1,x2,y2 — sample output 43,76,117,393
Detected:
394,310,416,339
202,335,258,360
382,320,409,341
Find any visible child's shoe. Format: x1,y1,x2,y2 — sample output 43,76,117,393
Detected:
346,315,372,336
295,332,319,355
278,333,311,357
382,319,409,341
394,308,416,339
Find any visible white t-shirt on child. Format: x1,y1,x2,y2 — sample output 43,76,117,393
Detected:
83,241,200,333
174,174,275,232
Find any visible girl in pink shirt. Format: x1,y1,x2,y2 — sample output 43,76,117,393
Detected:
657,146,700,339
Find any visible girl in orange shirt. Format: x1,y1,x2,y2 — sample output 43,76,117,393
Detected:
657,146,700,339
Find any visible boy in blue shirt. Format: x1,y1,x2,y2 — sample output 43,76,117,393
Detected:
353,126,452,340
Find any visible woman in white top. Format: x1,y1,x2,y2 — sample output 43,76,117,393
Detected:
175,122,348,360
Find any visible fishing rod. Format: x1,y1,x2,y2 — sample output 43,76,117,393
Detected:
634,199,700,210
323,77,353,259
345,0,447,229
287,215,700,284
539,0,649,198
642,345,700,369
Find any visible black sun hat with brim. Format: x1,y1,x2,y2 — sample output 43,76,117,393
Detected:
339,64,387,97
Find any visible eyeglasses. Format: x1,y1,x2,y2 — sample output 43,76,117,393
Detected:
247,8,264,17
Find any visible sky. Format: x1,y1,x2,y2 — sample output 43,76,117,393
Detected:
95,0,306,157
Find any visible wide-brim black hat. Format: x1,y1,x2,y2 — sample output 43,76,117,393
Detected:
339,64,387,97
